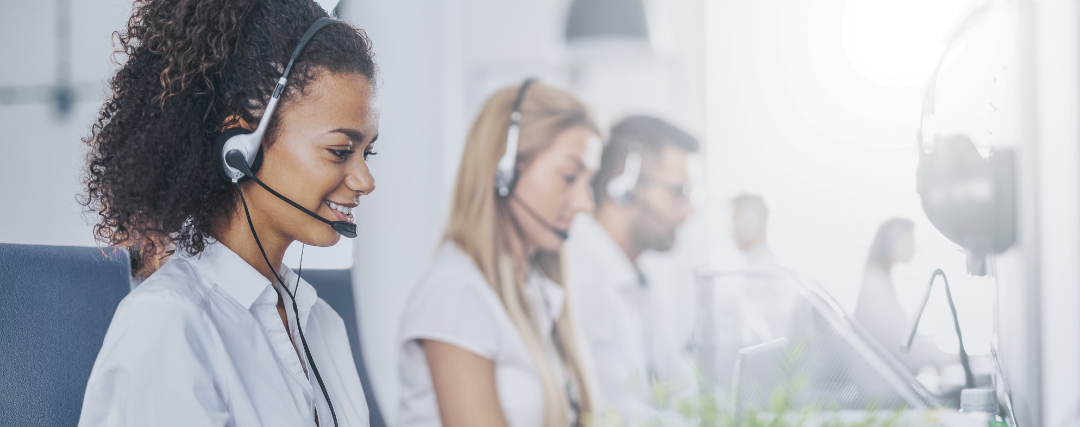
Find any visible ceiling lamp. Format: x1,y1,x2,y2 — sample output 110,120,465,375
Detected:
565,0,650,45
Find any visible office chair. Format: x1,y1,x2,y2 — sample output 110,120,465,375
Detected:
301,269,387,427
0,244,385,427
0,243,131,427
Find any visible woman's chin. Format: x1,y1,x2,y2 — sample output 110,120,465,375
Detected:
534,236,566,253
299,231,343,248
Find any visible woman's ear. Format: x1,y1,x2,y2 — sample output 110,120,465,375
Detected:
220,115,255,133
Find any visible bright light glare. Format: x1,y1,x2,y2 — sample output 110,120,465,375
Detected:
841,0,972,87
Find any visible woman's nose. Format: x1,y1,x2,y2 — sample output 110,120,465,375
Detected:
346,157,376,196
569,179,595,215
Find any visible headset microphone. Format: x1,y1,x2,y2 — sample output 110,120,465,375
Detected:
224,151,357,238
511,195,570,241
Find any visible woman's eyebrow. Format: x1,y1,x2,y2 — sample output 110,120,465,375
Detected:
565,154,586,170
330,128,365,142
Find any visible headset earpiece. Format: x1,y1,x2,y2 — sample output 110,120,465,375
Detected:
912,2,1017,275
214,17,335,184
916,133,1015,261
495,78,537,198
214,127,264,183
606,143,642,205
493,78,571,240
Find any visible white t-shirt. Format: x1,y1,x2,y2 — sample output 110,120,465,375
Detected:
78,241,369,427
397,242,571,427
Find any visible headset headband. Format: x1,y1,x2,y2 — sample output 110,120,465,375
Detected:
495,78,537,197
219,17,336,182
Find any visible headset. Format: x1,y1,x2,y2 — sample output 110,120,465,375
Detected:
910,3,1015,416
215,16,355,239
493,78,580,418
215,17,342,427
915,1,1016,274
605,142,642,204
495,78,570,241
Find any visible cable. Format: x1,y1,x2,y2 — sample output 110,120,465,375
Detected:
934,269,974,389
224,150,356,238
296,243,306,304
905,269,974,388
230,151,333,227
509,194,569,240
237,182,338,427
531,267,581,424
990,344,1019,427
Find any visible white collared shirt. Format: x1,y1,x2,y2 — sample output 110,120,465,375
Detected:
78,241,369,427
566,215,698,426
565,215,654,425
397,242,570,427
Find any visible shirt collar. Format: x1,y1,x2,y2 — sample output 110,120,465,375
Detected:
180,241,269,309
275,267,319,325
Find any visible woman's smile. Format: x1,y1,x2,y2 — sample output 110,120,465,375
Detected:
325,200,356,222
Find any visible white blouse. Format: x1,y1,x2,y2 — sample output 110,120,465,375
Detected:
397,242,570,427
78,241,369,427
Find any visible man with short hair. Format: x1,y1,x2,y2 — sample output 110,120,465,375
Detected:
566,116,698,425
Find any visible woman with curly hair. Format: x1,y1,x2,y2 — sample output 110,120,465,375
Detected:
78,0,378,425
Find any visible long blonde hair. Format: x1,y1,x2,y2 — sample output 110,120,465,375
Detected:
444,81,598,426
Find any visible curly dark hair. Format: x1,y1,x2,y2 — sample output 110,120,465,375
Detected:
81,0,377,272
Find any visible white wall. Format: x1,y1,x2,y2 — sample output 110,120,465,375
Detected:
990,1,1080,424
0,0,130,247
1024,0,1080,424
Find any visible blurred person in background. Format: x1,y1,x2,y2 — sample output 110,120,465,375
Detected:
565,116,698,426
854,218,955,373
731,193,777,269
397,80,602,427
77,0,379,425
707,195,796,395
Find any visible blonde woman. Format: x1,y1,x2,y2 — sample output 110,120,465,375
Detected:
398,80,602,427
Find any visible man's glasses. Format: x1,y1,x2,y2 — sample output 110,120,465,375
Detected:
638,175,692,201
